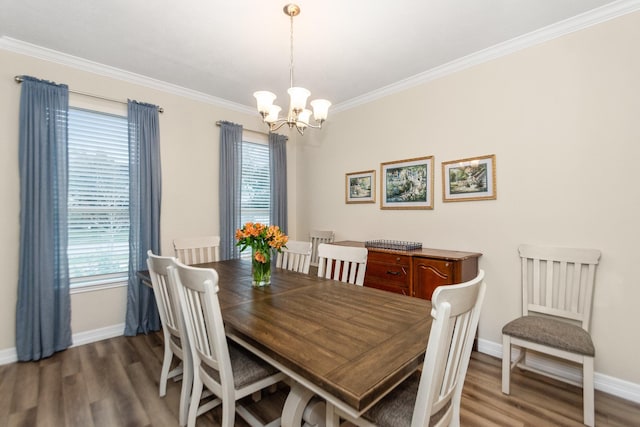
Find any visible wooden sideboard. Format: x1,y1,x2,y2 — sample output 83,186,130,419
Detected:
333,241,482,300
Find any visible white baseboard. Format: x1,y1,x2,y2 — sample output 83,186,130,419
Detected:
0,323,125,365
70,323,125,347
0,347,17,365
478,338,640,404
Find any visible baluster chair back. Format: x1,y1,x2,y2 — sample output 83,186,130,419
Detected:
309,230,334,267
276,240,312,274
173,235,220,265
317,243,368,286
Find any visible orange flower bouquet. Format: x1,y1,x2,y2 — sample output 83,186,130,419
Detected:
235,222,288,286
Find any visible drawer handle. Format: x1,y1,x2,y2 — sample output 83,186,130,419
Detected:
386,267,407,276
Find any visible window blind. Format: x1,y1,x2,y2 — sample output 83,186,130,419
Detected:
67,108,129,283
240,140,270,226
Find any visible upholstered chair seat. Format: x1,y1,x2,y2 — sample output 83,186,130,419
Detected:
201,341,281,389
502,316,595,357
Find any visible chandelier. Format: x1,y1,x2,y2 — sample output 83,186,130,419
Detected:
253,4,331,135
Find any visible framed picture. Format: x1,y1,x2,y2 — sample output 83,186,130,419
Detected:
380,156,434,210
345,170,376,204
442,154,496,202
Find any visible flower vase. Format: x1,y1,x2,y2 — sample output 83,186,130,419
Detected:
251,247,271,287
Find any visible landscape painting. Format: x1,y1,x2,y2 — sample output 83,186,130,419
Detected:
380,156,434,209
345,170,375,203
442,154,496,202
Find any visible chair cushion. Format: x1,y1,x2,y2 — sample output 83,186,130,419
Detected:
202,340,280,390
502,315,595,356
362,372,448,427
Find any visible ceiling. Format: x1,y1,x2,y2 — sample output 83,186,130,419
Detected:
0,0,629,111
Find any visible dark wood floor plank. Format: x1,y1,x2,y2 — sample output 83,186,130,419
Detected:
0,363,17,423
90,397,124,427
10,361,39,413
36,361,64,427
104,352,150,426
59,346,81,378
7,406,37,427
77,343,110,403
61,372,95,427
127,361,179,427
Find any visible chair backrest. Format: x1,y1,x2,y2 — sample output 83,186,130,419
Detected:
309,230,335,267
173,235,221,265
317,243,368,285
276,240,312,274
412,270,486,427
518,244,601,331
168,260,235,393
146,250,182,345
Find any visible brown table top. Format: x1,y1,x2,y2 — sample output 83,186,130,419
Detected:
141,259,432,412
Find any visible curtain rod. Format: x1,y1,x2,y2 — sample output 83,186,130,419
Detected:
14,76,164,113
215,120,266,136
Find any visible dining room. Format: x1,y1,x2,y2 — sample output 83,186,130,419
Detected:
2,1,640,425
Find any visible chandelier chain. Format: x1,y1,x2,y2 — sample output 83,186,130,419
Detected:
289,12,294,89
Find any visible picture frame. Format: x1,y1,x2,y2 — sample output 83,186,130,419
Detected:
345,170,376,204
442,154,497,202
380,156,434,210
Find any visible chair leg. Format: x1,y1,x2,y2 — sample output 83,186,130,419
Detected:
187,374,203,427
160,344,173,397
221,395,236,427
583,356,595,427
178,356,192,426
502,334,511,394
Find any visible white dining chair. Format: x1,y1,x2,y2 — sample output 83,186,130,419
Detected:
146,251,191,427
168,259,286,427
173,235,220,265
309,230,334,267
275,240,312,274
317,243,368,285
502,245,601,427
326,270,486,427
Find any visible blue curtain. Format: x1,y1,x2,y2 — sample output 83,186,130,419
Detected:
16,76,72,361
219,121,243,260
269,132,288,233
124,100,162,335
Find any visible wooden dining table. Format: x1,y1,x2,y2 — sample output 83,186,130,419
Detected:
144,258,433,426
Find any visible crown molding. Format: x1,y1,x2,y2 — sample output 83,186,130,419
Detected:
2,0,639,116
332,0,640,113
0,36,255,115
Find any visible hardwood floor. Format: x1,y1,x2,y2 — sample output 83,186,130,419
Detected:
1,332,638,426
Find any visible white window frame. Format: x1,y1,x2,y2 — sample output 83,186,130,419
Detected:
67,101,130,293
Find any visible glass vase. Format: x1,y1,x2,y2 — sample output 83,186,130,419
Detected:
251,247,271,287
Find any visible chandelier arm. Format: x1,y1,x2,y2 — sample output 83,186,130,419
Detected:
267,120,289,132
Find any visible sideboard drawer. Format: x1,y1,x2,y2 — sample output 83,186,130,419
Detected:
364,252,411,295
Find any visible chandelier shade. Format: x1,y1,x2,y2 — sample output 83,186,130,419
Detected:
253,4,331,135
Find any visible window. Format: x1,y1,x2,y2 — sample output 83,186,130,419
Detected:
67,108,129,287
240,133,270,226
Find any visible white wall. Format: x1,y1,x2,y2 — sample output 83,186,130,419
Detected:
296,11,640,387
0,48,299,354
